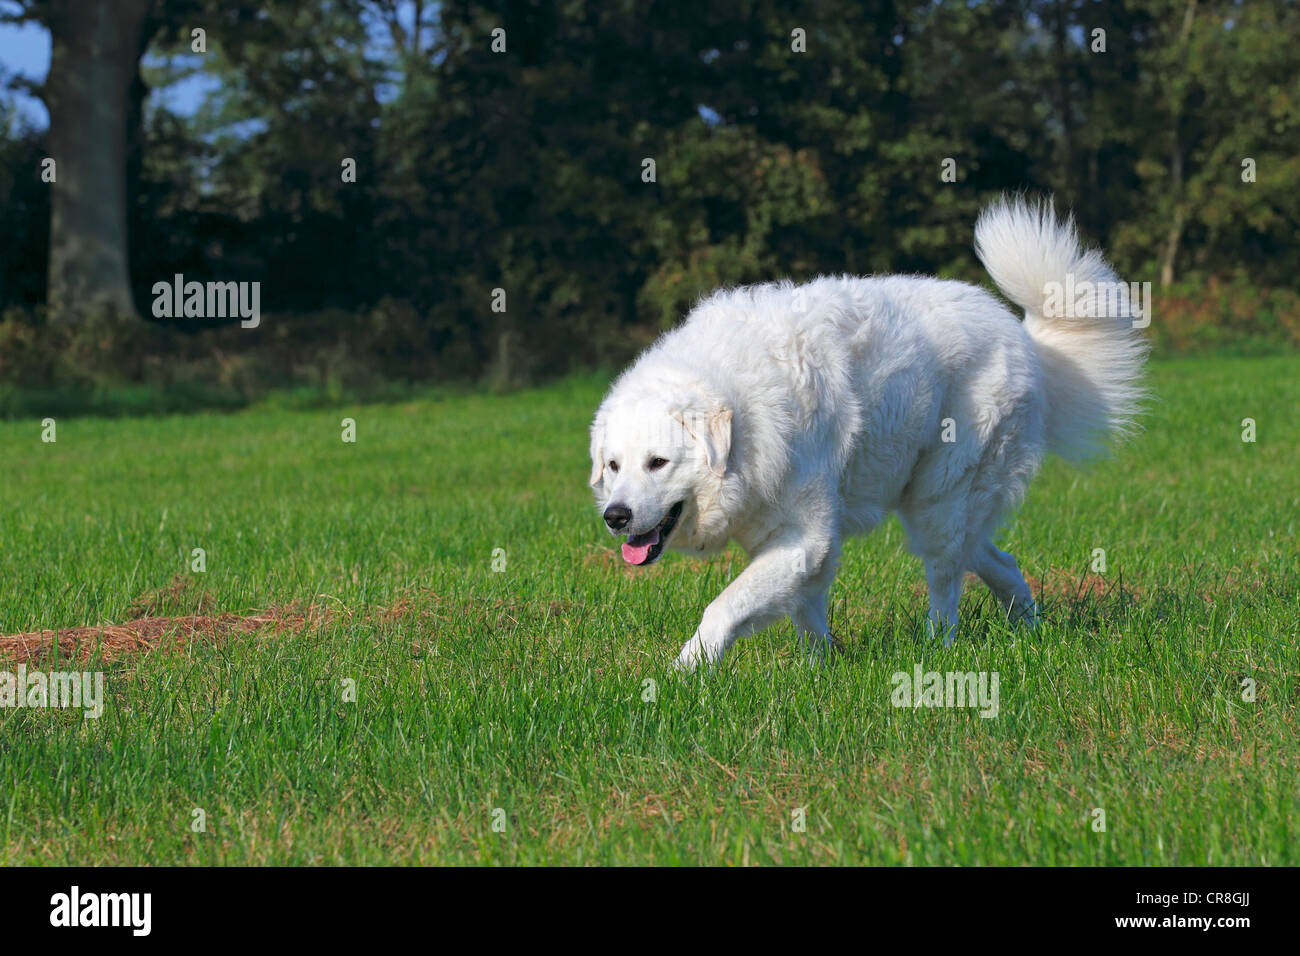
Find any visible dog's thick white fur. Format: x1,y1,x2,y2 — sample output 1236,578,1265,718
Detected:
589,197,1148,671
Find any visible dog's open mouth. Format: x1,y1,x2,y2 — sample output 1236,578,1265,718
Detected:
621,501,683,566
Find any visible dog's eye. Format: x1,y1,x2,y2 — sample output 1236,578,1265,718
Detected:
608,460,619,473
647,457,669,471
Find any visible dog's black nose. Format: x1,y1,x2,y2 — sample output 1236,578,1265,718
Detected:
604,504,632,531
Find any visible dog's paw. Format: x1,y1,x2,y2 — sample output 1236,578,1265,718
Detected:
671,649,699,673
802,632,840,665
672,637,708,673
1012,599,1040,629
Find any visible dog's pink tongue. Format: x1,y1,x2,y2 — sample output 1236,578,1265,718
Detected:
621,530,660,565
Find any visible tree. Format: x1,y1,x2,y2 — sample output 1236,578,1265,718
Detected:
2,0,158,316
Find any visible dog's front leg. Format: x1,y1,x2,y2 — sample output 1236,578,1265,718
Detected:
672,526,829,672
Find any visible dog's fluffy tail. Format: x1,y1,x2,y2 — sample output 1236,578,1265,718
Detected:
975,196,1149,462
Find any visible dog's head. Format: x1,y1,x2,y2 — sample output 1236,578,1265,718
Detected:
588,392,732,566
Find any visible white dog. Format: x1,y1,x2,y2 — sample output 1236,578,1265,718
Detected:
589,197,1148,671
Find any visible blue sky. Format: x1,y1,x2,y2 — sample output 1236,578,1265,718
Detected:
0,19,219,130
0,6,414,133
0,19,49,127
1,5,719,135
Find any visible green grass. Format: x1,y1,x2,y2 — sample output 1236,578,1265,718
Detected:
0,357,1296,865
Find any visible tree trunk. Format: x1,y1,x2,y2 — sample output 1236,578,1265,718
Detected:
1052,0,1076,198
1159,203,1186,287
1159,127,1186,287
1158,0,1199,287
491,328,514,390
43,0,152,318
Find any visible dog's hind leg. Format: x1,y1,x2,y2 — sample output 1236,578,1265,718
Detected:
921,554,964,646
971,538,1038,627
898,504,968,646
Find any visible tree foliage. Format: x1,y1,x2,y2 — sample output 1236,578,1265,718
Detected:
0,0,1296,384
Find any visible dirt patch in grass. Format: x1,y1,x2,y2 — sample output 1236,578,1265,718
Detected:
0,604,329,666
1032,567,1144,603
581,545,620,568
905,568,1143,605
1183,565,1278,602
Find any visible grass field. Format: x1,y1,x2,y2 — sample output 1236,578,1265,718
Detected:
0,355,1296,865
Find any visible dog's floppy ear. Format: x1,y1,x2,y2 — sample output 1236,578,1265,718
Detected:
675,406,732,478
588,413,606,486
